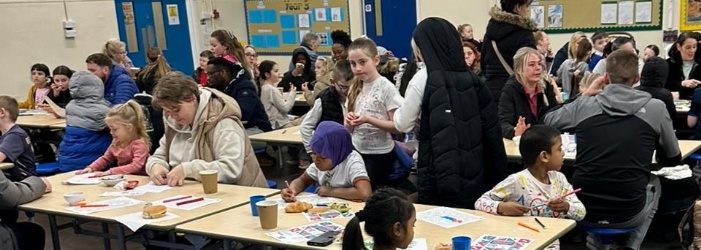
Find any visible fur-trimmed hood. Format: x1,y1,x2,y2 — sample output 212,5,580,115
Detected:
486,6,538,41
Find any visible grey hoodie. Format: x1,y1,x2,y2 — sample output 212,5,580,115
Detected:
66,71,111,131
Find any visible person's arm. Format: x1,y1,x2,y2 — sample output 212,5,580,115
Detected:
305,81,326,106
146,134,171,174
0,174,46,209
282,165,320,201
17,86,34,109
112,77,138,105
556,173,586,221
86,146,116,172
543,98,581,131
180,119,246,184
548,78,564,104
362,109,401,134
317,179,371,201
498,89,517,139
300,99,323,153
105,140,149,175
394,68,426,132
474,174,524,215
689,115,698,129
0,133,28,163
270,88,296,114
656,102,682,166
278,73,295,92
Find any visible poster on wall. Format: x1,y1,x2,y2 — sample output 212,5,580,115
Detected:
635,1,652,23
548,5,563,28
122,2,135,25
531,5,545,28
681,0,701,30
167,4,180,25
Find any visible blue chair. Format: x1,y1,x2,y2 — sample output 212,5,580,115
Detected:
267,180,277,189
255,148,267,155
36,162,61,176
690,153,701,162
580,226,636,248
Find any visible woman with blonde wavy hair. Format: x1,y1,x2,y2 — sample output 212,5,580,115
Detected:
103,39,133,69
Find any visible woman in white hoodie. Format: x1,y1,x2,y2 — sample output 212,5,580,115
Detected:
145,72,267,187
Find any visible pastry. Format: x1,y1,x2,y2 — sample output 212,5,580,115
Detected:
143,204,167,219
433,243,452,250
285,201,313,213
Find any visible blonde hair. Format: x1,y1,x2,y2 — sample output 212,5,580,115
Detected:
457,24,472,34
346,37,379,112
316,56,335,78
103,40,126,64
533,30,546,43
139,47,171,85
513,47,549,106
568,32,587,59
579,72,602,93
106,100,151,149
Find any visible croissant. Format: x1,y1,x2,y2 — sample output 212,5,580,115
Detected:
285,201,313,213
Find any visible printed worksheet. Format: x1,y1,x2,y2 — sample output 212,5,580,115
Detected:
266,221,344,244
303,209,354,222
65,197,143,215
274,194,338,209
416,207,482,228
365,238,428,250
63,173,101,185
133,182,173,193
471,235,533,250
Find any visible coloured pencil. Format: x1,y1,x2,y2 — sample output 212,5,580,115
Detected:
176,197,204,206
517,222,540,232
163,196,191,203
80,204,108,208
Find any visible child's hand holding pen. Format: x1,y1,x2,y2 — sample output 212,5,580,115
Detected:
497,201,530,216
282,180,297,202
547,199,570,213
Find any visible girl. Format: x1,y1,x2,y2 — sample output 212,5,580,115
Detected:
557,38,592,96
342,188,416,250
282,121,371,202
76,100,150,176
458,23,481,50
331,30,352,61
103,40,133,69
534,30,553,73
245,45,259,80
18,63,51,109
136,47,171,94
642,44,660,62
209,30,250,71
38,65,73,117
258,60,297,129
346,37,404,190
303,56,334,105
192,50,215,87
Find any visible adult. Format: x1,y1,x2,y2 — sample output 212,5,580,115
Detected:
244,45,259,80
481,0,538,102
636,56,676,119
102,39,133,69
279,46,316,92
544,50,681,250
0,173,51,250
463,41,482,76
39,65,73,115
136,47,171,94
394,17,507,209
85,53,138,105
499,47,559,139
666,32,701,100
289,33,321,71
209,30,250,73
206,57,272,135
146,72,267,187
331,30,352,61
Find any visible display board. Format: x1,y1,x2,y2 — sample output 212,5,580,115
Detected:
530,0,662,33
244,0,351,55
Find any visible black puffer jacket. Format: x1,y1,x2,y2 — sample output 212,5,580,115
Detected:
481,6,538,102
414,17,508,209
636,57,676,118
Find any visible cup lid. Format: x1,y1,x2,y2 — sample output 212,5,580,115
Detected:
256,200,278,207
199,170,218,174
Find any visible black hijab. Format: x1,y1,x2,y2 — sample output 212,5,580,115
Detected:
412,17,468,73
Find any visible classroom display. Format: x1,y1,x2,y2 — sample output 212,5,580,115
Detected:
529,0,662,33
681,0,701,31
244,0,350,55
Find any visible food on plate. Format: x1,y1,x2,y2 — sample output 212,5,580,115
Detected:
433,243,452,250
307,207,331,214
285,201,313,213
142,204,167,219
329,202,351,213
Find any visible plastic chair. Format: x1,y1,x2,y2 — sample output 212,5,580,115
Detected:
580,226,636,248
690,153,701,163
267,180,277,189
36,162,61,176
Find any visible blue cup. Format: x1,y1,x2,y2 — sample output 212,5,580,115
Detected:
250,195,266,216
452,236,471,250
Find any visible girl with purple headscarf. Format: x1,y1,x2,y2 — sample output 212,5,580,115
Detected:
281,121,372,202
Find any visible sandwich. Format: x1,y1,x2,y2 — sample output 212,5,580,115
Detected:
142,204,167,219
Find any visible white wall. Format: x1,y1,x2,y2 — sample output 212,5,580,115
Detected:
0,0,119,100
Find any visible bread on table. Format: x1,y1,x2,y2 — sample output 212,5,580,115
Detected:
143,204,167,219
285,201,313,213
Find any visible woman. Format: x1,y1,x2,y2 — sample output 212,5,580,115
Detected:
666,32,701,100
463,42,482,75
279,47,316,92
102,39,133,69
136,47,171,94
481,0,538,102
244,45,259,80
393,17,507,209
499,47,559,139
331,30,351,62
146,72,267,187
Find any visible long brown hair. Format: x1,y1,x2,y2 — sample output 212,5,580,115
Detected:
210,30,250,70
139,47,171,85
346,37,379,112
106,100,151,149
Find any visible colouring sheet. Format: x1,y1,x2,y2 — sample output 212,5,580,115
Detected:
266,221,344,244
471,235,533,250
416,207,482,228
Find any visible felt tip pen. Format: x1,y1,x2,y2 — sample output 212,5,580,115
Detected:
177,197,204,206
517,222,540,232
534,218,546,229
80,204,109,208
163,196,192,203
441,216,463,223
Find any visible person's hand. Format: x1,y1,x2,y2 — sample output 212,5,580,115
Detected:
547,47,553,57
93,170,110,177
547,199,570,213
497,202,530,216
51,84,62,95
41,177,52,193
514,116,530,136
682,79,701,88
149,164,170,185
76,168,93,175
293,64,304,76
316,186,331,197
166,165,186,187
349,115,369,126
301,82,309,91
672,91,680,101
582,75,606,96
282,187,296,202
289,85,297,93
573,70,580,77
345,112,359,125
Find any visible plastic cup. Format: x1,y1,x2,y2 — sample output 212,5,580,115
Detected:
452,236,471,250
250,195,266,216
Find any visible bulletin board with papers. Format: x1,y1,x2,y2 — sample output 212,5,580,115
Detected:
244,0,351,55
529,0,662,33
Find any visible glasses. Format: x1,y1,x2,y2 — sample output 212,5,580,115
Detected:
245,53,258,58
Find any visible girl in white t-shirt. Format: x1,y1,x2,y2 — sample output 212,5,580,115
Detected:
257,60,296,129
345,37,404,190
282,121,372,202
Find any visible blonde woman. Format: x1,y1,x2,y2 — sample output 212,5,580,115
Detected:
103,39,133,69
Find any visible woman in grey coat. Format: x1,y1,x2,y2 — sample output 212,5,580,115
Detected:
0,174,50,250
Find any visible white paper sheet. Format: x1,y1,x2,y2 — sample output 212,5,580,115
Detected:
364,238,428,250
266,221,344,244
65,197,143,215
100,190,146,197
601,3,618,24
416,207,482,229
63,173,101,185
274,194,338,209
635,1,652,23
133,182,173,193
618,1,635,25
114,212,180,231
151,195,221,211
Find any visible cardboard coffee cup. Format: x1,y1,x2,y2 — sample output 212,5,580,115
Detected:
199,170,218,194
256,200,278,229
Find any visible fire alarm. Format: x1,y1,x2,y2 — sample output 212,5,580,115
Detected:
213,9,220,19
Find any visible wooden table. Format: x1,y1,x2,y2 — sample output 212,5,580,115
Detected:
676,100,690,114
249,126,303,167
295,93,308,106
18,172,280,250
17,114,66,128
177,201,574,250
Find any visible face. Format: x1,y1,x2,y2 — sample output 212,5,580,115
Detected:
115,46,127,62
463,47,476,67
267,64,280,83
546,136,565,171
86,63,110,82
642,48,656,62
538,34,550,52
53,74,70,90
332,44,348,61
523,53,543,84
461,26,473,40
245,47,258,66
311,39,321,51
162,98,198,126
333,79,352,100
311,152,333,171
31,70,47,86
678,38,698,61
295,54,307,65
209,37,227,57
206,64,228,88
593,38,607,52
199,56,209,69
348,49,380,82
106,118,133,143
315,59,327,76
393,210,417,249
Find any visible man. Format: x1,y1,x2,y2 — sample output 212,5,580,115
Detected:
544,50,681,250
85,53,138,105
289,33,320,71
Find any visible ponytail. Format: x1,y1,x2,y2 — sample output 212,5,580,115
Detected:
341,188,414,250
107,100,151,149
341,216,367,250
346,78,363,112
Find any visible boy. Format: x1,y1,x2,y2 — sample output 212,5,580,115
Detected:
0,96,37,181
588,32,608,71
474,125,586,221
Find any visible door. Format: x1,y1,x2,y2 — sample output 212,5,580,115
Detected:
363,0,417,59
115,0,194,75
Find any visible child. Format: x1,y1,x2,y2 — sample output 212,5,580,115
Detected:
642,44,660,63
282,121,371,202
192,50,215,87
258,60,297,129
18,63,51,109
475,125,585,249
38,65,74,117
136,47,171,94
345,37,404,190
588,32,608,71
557,38,592,96
210,30,250,71
76,100,150,176
457,23,481,50
342,188,416,250
0,96,37,181
303,56,335,105
279,47,316,92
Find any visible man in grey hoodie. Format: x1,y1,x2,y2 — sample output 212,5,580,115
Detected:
544,50,681,250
